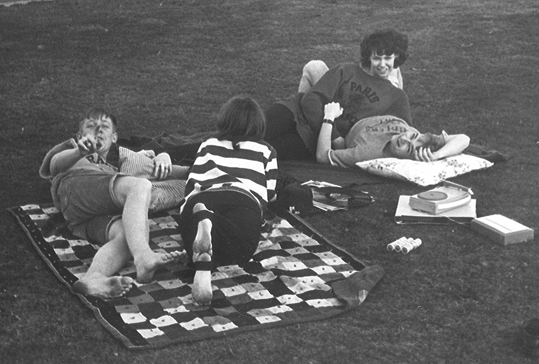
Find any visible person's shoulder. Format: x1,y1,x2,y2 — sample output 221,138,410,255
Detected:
241,139,275,152
257,139,277,153
201,137,219,146
240,140,277,158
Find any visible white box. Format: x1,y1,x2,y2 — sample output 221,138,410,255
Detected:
471,214,534,245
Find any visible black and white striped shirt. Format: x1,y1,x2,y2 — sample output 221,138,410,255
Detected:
184,138,278,207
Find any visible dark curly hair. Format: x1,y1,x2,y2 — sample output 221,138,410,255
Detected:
360,29,409,69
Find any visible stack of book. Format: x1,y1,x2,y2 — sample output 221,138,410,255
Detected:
395,181,476,224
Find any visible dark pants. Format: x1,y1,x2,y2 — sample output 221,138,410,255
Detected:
264,104,314,161
179,189,263,268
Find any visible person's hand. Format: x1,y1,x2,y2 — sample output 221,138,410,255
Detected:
153,153,172,179
413,147,438,162
76,134,98,156
324,102,343,121
139,149,156,158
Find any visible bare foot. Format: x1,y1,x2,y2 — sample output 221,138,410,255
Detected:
73,275,134,300
192,252,213,305
191,203,213,305
134,250,183,284
192,203,213,263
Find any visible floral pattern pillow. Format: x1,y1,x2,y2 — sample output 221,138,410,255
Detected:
355,154,493,186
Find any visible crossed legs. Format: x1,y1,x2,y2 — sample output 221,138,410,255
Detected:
72,220,134,299
73,176,182,299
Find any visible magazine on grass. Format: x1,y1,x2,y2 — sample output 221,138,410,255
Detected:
301,180,373,212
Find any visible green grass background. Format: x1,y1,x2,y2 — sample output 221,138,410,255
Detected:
1,0,538,363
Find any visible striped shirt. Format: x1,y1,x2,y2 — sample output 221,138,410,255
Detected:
184,138,278,208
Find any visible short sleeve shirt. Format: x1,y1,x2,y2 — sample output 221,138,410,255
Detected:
329,115,418,168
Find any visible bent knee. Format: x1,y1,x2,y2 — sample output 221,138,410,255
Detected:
114,176,153,201
131,177,152,196
301,60,329,89
302,60,328,76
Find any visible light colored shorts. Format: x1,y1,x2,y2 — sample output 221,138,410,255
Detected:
56,169,124,244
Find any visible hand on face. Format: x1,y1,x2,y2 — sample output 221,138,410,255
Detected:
76,134,99,155
79,116,116,155
413,147,436,162
389,131,416,159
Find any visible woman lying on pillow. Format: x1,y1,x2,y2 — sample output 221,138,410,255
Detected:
316,102,470,167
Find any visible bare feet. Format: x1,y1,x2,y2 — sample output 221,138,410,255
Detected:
192,203,213,263
73,275,134,300
134,250,183,284
192,253,212,305
191,203,213,305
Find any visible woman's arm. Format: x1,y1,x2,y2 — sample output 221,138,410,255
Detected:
415,132,470,162
332,137,345,150
316,102,343,164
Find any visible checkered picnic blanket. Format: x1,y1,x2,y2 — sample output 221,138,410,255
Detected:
9,203,384,349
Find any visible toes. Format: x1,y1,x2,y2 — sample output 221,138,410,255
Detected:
120,276,134,289
162,250,183,262
121,276,134,285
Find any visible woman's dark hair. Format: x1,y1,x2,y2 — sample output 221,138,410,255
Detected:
360,29,409,69
216,96,266,145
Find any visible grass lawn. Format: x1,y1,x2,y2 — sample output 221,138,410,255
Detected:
1,0,538,363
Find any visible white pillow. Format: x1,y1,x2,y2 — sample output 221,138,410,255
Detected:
355,154,493,186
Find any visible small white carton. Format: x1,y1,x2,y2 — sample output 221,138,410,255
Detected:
471,214,534,245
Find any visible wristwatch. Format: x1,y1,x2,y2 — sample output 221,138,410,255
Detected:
323,119,334,125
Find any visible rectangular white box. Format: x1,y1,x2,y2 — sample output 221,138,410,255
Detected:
471,214,534,245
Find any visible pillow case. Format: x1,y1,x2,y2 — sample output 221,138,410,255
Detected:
355,154,493,186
